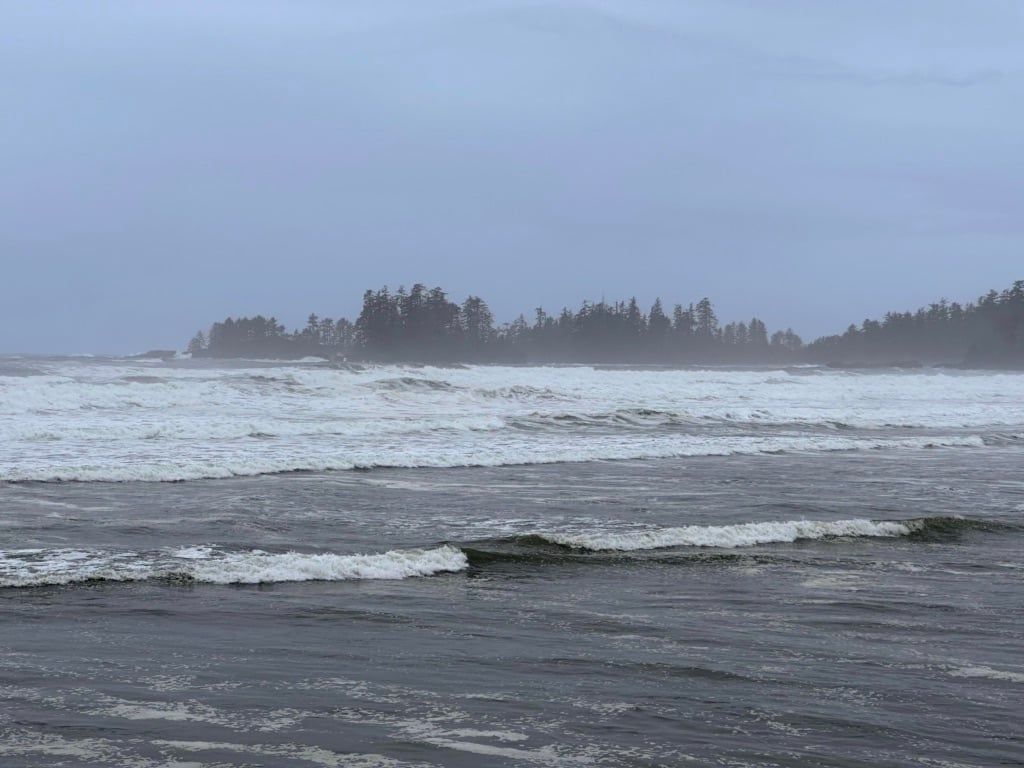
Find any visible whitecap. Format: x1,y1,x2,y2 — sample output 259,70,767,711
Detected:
4,361,1024,483
539,518,912,551
0,545,467,588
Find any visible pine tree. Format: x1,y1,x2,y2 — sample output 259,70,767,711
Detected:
187,331,206,355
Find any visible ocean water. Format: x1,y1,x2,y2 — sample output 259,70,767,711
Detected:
1,357,1022,767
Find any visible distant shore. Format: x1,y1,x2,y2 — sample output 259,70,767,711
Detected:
181,280,1023,370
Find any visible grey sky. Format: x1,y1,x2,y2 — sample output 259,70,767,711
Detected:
2,0,1022,353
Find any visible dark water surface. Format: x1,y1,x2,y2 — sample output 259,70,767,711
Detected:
2,450,1023,767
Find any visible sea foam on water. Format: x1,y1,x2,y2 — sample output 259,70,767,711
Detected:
0,545,468,588
2,359,1023,482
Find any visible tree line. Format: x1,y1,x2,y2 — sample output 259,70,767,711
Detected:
804,280,1024,367
186,280,1023,367
187,284,801,363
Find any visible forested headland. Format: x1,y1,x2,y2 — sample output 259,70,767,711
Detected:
186,286,801,364
804,281,1024,368
185,280,1024,368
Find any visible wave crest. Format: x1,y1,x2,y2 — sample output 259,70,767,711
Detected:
0,545,467,588
535,518,914,552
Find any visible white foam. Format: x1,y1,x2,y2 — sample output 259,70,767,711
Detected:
0,732,137,765
0,432,996,483
948,665,1024,683
540,518,912,551
171,545,215,560
190,546,467,584
0,545,467,588
153,740,408,767
3,360,1024,482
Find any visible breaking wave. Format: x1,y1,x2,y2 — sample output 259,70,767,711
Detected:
370,377,455,392
532,518,914,551
0,545,467,588
3,360,1024,483
0,434,998,483
6,517,1007,590
527,515,1013,553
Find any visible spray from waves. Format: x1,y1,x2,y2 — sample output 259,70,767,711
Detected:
531,518,922,552
0,545,467,588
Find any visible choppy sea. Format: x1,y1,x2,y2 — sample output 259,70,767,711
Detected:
2,357,1022,767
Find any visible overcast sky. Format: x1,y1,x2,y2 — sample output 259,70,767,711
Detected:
2,0,1022,353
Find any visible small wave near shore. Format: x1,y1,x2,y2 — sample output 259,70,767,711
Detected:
4,516,1007,589
0,545,467,588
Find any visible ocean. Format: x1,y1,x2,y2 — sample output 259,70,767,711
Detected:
1,357,1022,767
